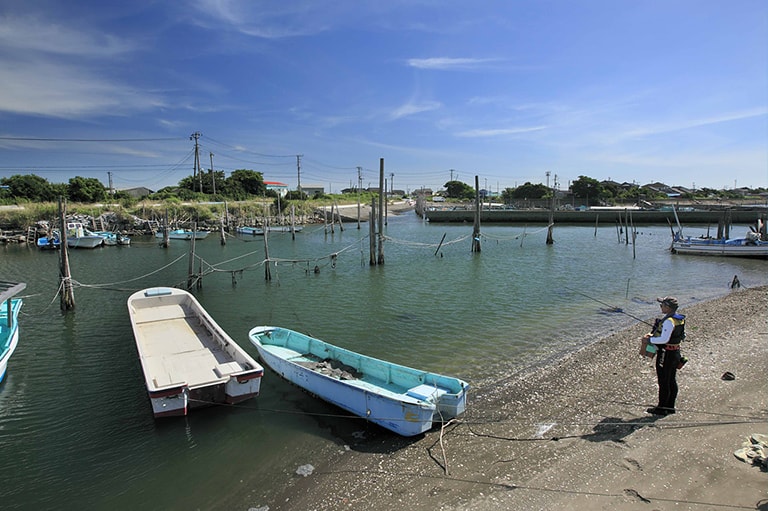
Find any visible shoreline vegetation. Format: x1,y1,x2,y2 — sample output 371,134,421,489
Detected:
261,285,767,511
0,199,417,242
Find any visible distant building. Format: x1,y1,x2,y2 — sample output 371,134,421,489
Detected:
118,187,153,199
301,184,325,197
264,181,289,197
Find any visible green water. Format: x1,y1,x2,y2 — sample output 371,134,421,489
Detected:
1,214,765,509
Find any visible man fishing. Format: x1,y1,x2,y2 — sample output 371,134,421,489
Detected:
642,296,686,416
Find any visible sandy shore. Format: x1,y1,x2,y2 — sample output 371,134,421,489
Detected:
264,286,767,511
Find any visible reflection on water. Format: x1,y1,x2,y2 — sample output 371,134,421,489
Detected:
1,214,765,508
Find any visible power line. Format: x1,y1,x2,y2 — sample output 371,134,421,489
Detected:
0,136,184,142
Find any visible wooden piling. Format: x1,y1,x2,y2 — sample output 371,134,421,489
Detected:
58,197,75,311
471,175,481,253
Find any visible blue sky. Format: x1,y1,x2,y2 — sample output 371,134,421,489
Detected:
0,1,766,194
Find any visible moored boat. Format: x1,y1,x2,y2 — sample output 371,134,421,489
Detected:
1,281,26,383
65,222,104,249
36,231,61,250
127,287,263,418
155,229,210,240
671,230,768,258
236,226,264,236
248,325,469,436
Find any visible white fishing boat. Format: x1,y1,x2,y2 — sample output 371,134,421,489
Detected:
65,222,104,249
155,229,210,240
671,233,768,258
248,326,469,437
127,287,263,418
1,281,26,384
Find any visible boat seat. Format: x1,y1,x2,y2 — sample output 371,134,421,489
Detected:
214,361,243,377
406,384,449,402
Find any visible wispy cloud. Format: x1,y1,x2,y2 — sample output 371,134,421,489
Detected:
190,0,332,38
0,13,159,119
456,126,547,138
622,108,768,138
0,15,136,57
407,57,500,70
390,101,442,120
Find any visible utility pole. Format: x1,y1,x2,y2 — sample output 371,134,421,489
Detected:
296,154,303,198
209,152,216,195
390,173,394,197
190,131,202,193
107,171,113,196
450,169,455,181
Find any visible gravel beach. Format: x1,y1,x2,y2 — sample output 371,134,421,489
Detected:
262,285,767,511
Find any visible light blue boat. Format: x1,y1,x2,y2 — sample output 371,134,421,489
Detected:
155,229,210,240
0,281,26,383
248,326,469,437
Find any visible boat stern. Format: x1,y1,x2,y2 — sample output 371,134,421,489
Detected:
148,385,189,418
224,366,264,404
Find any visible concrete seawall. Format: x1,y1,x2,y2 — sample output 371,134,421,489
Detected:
424,208,766,224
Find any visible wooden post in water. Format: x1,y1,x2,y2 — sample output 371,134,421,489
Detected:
263,223,272,281
290,205,297,240
219,216,226,245
594,214,599,237
160,210,170,248
58,197,75,310
625,210,630,245
369,197,376,265
334,201,344,231
471,175,481,252
377,158,385,265
187,222,197,289
546,177,555,245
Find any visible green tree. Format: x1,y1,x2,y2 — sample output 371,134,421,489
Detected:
444,180,475,199
570,176,602,205
68,176,106,203
507,182,549,199
0,174,57,201
224,169,266,200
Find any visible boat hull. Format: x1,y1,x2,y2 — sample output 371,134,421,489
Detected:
672,239,768,258
66,236,104,248
155,230,209,240
128,287,263,418
248,326,468,437
0,290,24,384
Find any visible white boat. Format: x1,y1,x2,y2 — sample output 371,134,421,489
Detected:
671,230,768,258
92,231,131,246
248,326,469,437
65,222,104,249
236,226,302,235
1,281,26,383
236,226,264,235
127,287,263,418
155,229,210,240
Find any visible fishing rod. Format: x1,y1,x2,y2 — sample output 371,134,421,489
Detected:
564,286,655,327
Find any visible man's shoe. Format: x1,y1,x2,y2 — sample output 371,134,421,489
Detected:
646,407,669,415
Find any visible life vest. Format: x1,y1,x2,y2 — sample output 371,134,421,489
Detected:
652,313,686,345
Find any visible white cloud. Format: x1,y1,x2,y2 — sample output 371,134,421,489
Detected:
407,57,500,70
390,101,442,120
456,126,547,138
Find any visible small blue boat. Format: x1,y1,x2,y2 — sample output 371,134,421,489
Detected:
36,231,61,250
248,326,469,437
1,281,26,383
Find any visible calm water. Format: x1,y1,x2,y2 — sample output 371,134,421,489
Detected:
1,213,765,509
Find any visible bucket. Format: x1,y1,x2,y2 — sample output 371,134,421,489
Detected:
640,338,657,358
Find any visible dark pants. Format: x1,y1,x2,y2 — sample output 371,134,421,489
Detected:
655,348,681,411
